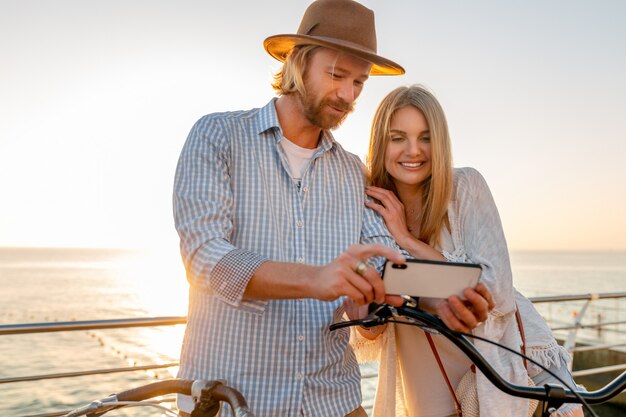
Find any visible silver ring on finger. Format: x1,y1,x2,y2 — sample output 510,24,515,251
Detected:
354,261,368,277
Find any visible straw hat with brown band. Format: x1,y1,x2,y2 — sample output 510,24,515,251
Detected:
264,0,405,76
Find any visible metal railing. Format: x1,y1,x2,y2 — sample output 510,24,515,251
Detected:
0,316,187,335
0,316,186,385
1,317,187,417
529,292,626,375
2,292,626,417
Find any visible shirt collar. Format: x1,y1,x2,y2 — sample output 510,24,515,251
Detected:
256,98,337,153
256,98,282,135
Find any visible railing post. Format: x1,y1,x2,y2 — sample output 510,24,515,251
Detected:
617,297,622,336
597,312,604,338
564,298,593,370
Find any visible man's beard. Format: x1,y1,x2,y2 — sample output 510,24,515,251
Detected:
299,90,354,130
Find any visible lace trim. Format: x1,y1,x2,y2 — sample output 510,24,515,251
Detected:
442,247,471,263
349,326,383,364
552,394,585,417
526,342,571,376
488,308,506,319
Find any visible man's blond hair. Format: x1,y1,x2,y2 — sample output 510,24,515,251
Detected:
271,45,319,96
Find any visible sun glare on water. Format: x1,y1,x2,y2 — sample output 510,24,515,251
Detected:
119,246,189,317
104,245,189,370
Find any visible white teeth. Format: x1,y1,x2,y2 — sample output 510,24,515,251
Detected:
401,162,422,168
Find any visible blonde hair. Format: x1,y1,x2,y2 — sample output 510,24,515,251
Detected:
367,85,453,247
271,45,319,96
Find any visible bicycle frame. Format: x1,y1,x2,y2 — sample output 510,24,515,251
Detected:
330,303,626,417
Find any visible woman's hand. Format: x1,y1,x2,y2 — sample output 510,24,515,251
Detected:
365,186,413,246
365,186,445,260
429,283,495,333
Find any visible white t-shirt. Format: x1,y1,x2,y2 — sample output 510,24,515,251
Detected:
279,136,316,185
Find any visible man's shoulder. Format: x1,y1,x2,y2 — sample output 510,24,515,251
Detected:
327,138,363,165
195,107,261,128
192,100,278,135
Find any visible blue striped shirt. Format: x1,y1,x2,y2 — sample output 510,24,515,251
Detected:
173,99,397,417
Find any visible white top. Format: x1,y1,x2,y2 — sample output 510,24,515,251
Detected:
396,324,471,416
279,136,316,182
393,223,471,417
351,167,571,417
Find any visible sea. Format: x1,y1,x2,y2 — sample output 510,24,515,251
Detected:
1,247,625,417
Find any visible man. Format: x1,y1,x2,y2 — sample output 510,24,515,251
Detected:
173,1,491,416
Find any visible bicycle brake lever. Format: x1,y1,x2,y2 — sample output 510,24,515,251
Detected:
362,303,397,326
400,295,419,308
329,303,394,331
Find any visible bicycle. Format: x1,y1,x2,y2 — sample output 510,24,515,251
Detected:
62,299,626,417
329,298,626,417
61,378,254,417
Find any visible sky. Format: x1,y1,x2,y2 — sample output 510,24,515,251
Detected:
1,0,625,253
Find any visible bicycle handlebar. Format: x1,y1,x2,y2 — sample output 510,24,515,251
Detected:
209,382,254,417
63,378,254,417
331,303,626,410
62,304,626,417
115,378,193,401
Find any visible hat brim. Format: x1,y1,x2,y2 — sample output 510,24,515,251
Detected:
264,34,405,76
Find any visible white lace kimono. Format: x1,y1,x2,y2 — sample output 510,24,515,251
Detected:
351,167,578,417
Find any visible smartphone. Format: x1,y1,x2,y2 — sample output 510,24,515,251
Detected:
382,258,482,299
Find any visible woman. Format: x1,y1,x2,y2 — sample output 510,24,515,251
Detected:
349,85,583,417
